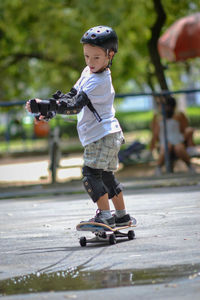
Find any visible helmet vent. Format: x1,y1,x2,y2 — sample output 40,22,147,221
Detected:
91,34,96,39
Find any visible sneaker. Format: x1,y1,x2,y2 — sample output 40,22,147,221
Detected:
113,213,132,227
82,210,116,228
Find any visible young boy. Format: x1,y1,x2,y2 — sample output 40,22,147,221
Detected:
26,25,133,228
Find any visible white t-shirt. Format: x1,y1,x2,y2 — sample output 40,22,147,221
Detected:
74,66,121,146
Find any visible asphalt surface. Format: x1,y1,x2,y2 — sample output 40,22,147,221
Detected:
0,156,200,299
1,182,200,299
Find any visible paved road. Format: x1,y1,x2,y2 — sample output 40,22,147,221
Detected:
0,184,200,299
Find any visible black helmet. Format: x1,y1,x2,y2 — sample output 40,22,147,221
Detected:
80,25,118,53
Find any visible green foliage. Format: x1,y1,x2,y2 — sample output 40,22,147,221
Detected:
1,0,200,101
186,106,200,127
50,115,78,138
116,110,154,131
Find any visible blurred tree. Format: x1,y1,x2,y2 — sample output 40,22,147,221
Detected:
148,0,200,91
0,0,84,100
148,0,168,91
0,0,200,101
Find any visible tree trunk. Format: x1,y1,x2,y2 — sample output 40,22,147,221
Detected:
148,0,168,91
148,0,171,173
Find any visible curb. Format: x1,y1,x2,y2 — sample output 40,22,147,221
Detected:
0,173,200,200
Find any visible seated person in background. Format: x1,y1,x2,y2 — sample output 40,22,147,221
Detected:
150,96,196,175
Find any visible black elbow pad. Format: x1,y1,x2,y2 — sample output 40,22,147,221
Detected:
76,91,90,108
56,91,89,115
57,101,82,115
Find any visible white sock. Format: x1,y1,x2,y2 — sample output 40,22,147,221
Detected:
100,210,112,219
115,209,126,218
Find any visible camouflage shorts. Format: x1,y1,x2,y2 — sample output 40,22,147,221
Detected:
83,131,124,172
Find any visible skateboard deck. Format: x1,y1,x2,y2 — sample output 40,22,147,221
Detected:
76,218,137,247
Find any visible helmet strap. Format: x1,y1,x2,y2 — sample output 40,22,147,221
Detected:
93,49,114,73
108,58,113,68
107,49,114,68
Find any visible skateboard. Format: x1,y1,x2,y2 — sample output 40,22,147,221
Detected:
76,218,137,247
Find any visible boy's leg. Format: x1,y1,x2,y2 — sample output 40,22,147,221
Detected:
96,193,114,221
97,193,110,211
81,132,126,226
111,192,125,210
82,166,115,227
102,171,132,226
111,191,132,226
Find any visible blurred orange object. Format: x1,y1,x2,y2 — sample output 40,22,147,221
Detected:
158,13,200,62
34,119,50,137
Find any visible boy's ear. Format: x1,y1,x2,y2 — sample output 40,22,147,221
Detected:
108,50,115,59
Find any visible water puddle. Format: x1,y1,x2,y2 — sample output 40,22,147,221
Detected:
0,264,200,296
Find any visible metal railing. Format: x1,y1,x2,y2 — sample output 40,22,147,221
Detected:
1,88,200,176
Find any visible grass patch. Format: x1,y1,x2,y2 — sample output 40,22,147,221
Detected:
116,110,154,131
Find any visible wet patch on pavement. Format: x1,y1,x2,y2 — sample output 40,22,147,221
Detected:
0,264,200,296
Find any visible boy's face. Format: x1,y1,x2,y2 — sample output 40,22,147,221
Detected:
83,44,112,73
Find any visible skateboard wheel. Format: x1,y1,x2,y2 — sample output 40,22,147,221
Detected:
101,232,107,239
128,230,135,240
80,236,87,247
109,234,116,245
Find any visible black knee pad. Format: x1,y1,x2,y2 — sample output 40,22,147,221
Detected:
102,171,123,199
82,166,108,203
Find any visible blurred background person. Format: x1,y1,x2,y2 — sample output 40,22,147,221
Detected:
150,96,196,175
